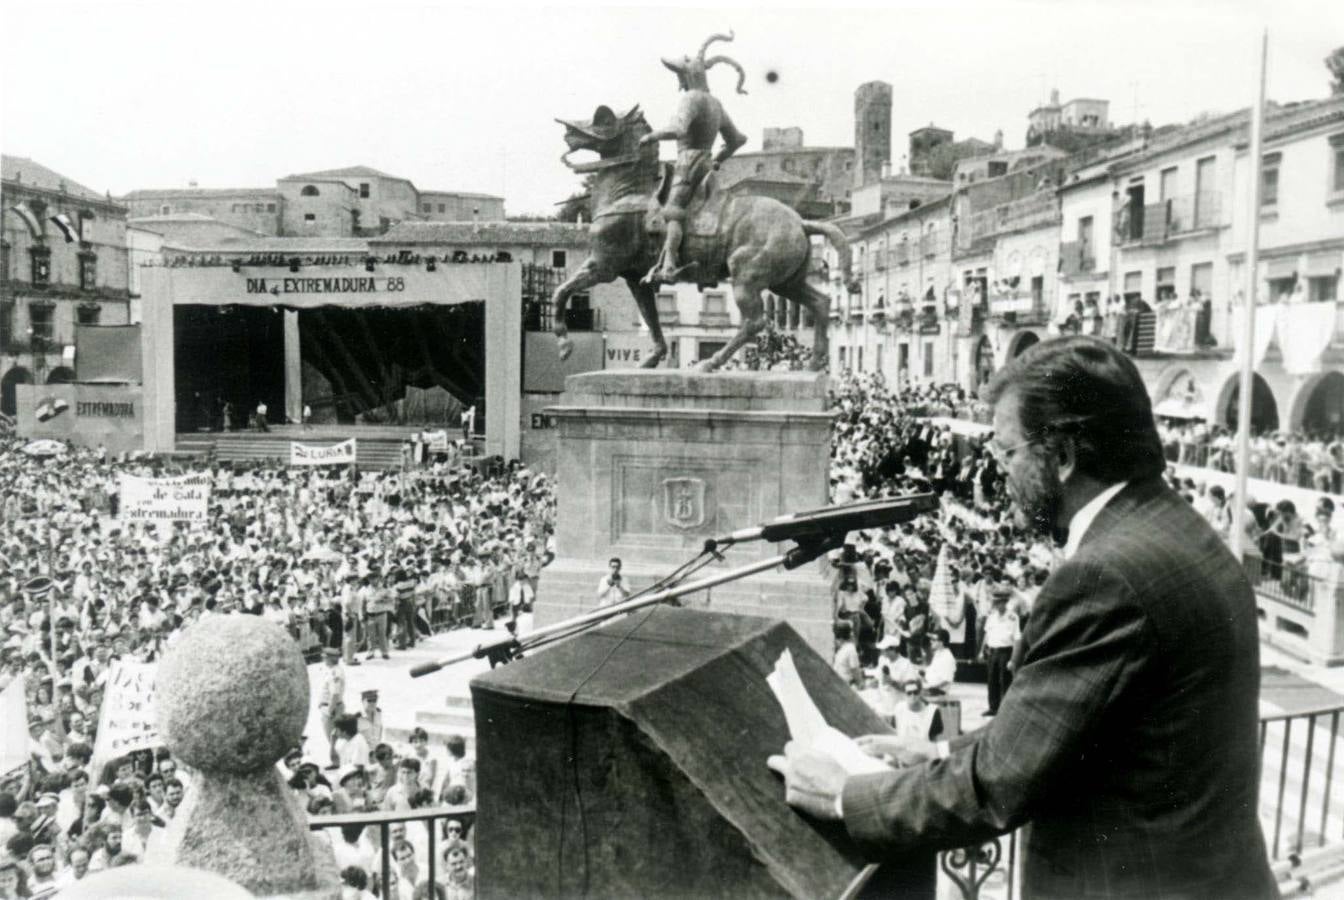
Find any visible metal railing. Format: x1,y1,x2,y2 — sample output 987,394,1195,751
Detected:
949,701,1344,898
1260,707,1344,862
1164,440,1344,492
310,803,476,899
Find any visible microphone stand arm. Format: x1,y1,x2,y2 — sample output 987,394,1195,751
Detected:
410,533,843,678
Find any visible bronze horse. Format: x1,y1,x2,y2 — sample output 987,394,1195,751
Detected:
551,105,855,371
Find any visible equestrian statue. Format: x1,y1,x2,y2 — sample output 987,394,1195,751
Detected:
551,31,856,372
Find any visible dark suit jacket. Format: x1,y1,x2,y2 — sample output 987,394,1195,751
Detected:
841,477,1277,899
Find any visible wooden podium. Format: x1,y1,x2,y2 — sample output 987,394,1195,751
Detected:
470,607,935,899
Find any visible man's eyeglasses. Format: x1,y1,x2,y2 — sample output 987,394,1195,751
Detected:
988,436,1040,465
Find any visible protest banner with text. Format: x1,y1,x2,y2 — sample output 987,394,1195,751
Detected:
290,438,357,466
92,662,159,767
119,473,210,523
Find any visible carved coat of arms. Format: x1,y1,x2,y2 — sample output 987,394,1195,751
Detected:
662,477,706,530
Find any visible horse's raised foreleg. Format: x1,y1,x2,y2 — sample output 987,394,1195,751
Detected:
700,279,765,371
551,257,606,360
623,276,669,368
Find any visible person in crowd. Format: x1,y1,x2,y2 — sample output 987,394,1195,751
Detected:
890,679,945,743
406,728,437,792
979,585,1020,717
440,735,475,803
595,558,630,608
831,620,862,688
319,647,347,768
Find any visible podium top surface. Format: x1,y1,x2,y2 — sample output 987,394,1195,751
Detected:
560,370,831,412
472,607,783,706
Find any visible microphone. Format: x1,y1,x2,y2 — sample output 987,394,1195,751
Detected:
704,493,938,550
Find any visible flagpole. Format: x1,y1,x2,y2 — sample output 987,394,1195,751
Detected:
1231,29,1269,562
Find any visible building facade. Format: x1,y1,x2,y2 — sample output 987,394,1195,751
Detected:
120,165,505,244
1,156,134,416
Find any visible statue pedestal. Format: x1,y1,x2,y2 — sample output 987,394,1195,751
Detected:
535,370,836,656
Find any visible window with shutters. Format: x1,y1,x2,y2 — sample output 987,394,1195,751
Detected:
1330,134,1344,199
29,246,51,288
78,252,97,291
1261,152,1281,209
29,303,54,348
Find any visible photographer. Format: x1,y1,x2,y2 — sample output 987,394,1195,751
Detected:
596,558,630,608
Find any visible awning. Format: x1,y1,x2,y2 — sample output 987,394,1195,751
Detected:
1152,397,1204,420
1266,257,1297,280
1306,251,1343,278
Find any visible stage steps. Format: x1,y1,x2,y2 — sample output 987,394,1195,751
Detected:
204,433,406,470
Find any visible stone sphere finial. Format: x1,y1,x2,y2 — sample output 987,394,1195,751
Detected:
158,615,309,774
153,616,337,897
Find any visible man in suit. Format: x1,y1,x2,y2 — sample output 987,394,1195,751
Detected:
769,336,1276,899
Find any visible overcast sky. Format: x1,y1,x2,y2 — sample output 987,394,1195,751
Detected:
1,1,1338,217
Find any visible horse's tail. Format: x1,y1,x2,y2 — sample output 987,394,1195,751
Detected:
802,220,855,293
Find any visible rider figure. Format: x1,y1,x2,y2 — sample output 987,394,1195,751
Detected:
640,31,749,286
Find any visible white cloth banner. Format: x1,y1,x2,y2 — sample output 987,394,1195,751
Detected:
119,473,210,523
290,438,357,466
420,430,450,452
1230,304,1278,371
1276,302,1338,376
92,662,159,767
927,546,959,624
0,676,29,775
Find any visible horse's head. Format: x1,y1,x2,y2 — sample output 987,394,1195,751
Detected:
556,105,652,173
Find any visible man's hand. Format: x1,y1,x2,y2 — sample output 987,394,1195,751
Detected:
639,134,658,146
855,734,937,766
766,741,847,821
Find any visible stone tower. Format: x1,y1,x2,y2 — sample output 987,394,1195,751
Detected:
853,81,892,188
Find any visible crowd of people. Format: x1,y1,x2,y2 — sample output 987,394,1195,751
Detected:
6,359,1344,895
1158,419,1344,493
826,372,1052,728
0,435,556,897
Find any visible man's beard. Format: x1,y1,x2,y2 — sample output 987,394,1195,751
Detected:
1009,453,1063,539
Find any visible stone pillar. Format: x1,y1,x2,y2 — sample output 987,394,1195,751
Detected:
534,370,836,656
283,309,302,425
138,267,176,453
484,262,522,460
1310,565,1344,665
154,615,339,898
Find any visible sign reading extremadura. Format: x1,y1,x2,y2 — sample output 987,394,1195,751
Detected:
245,276,408,296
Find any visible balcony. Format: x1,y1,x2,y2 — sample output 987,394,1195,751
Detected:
917,304,940,333
699,309,730,327
1058,241,1097,278
893,243,910,266
1116,192,1226,246
990,293,1050,325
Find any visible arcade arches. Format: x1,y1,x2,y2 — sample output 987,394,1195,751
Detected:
0,366,33,417
1217,371,1280,433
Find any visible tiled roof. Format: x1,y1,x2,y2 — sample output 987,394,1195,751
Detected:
1,155,107,202
119,187,280,200
418,189,505,200
162,236,372,253
374,221,592,247
283,165,404,181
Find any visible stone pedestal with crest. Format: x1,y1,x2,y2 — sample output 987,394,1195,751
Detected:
533,370,836,656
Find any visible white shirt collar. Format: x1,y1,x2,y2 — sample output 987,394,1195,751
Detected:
1062,481,1129,560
